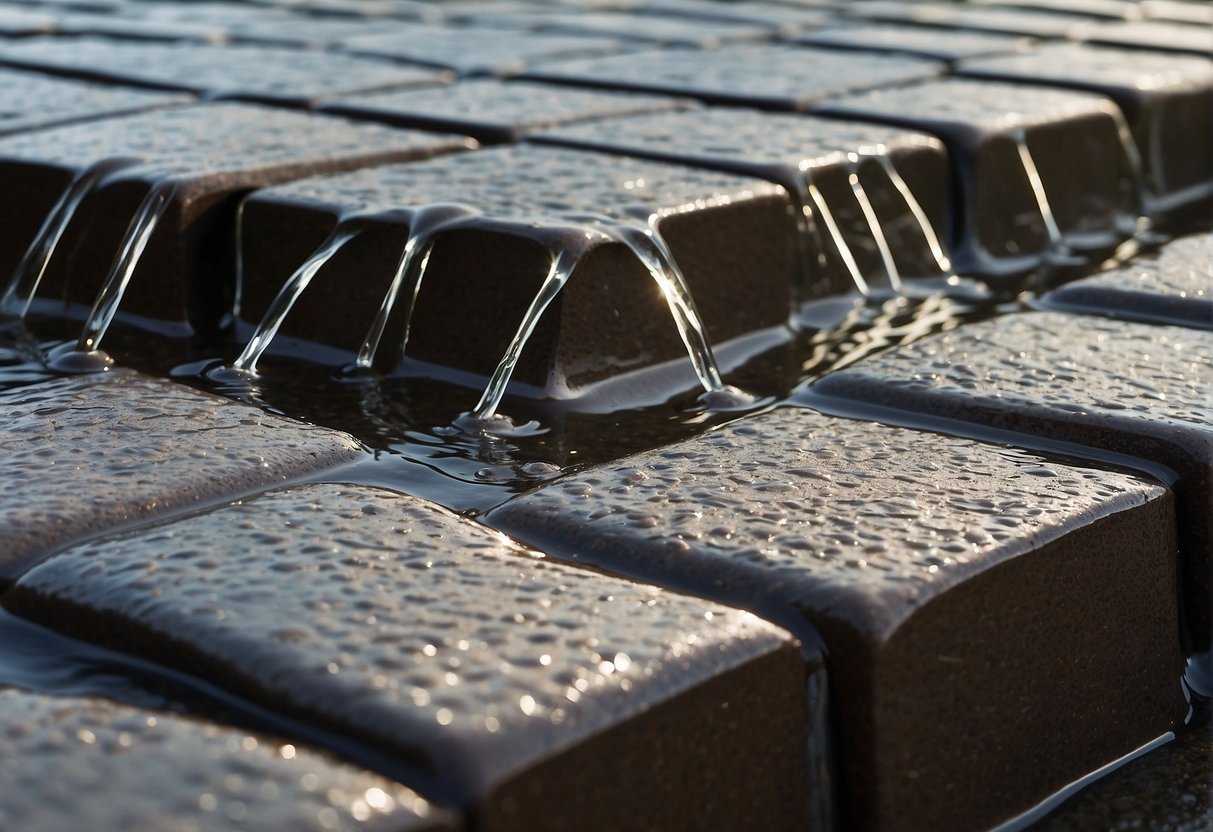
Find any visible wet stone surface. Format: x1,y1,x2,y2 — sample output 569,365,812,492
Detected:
0,688,448,832
0,368,364,580
2,483,813,832
811,310,1213,683
459,9,777,47
795,23,1034,63
520,43,943,111
848,1,1092,38
0,67,192,137
1141,0,1213,26
0,37,449,106
489,405,1182,832
0,101,471,333
1043,233,1213,328
0,6,55,35
817,78,1132,278
319,79,693,145
240,144,796,391
1078,19,1213,57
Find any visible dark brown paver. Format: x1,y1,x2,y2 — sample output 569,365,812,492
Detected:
816,79,1135,278
0,67,192,137
1077,19,1213,56
488,406,1183,832
0,102,470,333
534,107,951,294
0,369,364,580
796,23,1034,62
959,43,1213,220
2,483,815,832
239,145,796,392
0,688,451,832
0,37,450,106
847,1,1090,38
811,311,1213,689
1044,233,1213,328
519,43,943,111
319,79,692,145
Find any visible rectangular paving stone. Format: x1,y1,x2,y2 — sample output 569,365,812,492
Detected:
1077,19,1213,56
0,368,365,581
238,145,797,393
0,6,55,35
0,67,191,137
0,688,450,832
1142,0,1213,25
461,9,778,48
795,23,1034,63
488,406,1184,832
1,483,817,832
847,1,1092,38
49,10,234,44
810,310,1213,693
816,79,1136,279
965,0,1138,19
634,0,835,34
318,79,693,145
0,37,450,106
534,108,952,297
1043,233,1212,328
0,102,471,333
958,43,1213,221
520,44,943,111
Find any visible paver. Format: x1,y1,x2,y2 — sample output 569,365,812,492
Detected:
318,79,692,145
0,67,191,137
0,37,449,107
810,311,1213,694
795,23,1033,63
1,483,816,832
846,1,1091,38
0,5,54,34
817,79,1136,279
959,43,1213,220
965,0,1138,19
237,145,796,393
634,0,835,34
0,368,365,581
0,102,470,334
534,107,951,296
521,44,942,112
488,406,1183,832
460,8,777,47
1077,19,1213,57
1043,233,1213,328
0,688,451,831
1142,0,1213,25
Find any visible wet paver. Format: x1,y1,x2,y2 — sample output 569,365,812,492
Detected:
817,79,1134,279
1142,0,1213,25
0,37,449,106
0,688,449,832
1,483,815,831
1043,233,1213,328
0,368,364,580
460,9,776,48
534,107,951,294
965,0,1137,19
810,311,1213,691
847,1,1091,38
0,67,191,137
1077,19,1213,57
0,6,55,35
319,79,692,145
238,145,796,392
0,102,470,333
488,405,1183,832
958,43,1213,220
520,43,943,111
634,0,835,34
795,23,1034,62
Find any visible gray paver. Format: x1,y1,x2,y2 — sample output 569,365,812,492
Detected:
462,9,777,47
2,483,815,832
319,79,693,145
0,6,55,35
0,67,192,137
966,0,1138,19
847,1,1091,38
817,79,1134,278
489,405,1183,831
0,368,364,579
520,43,943,111
0,688,450,832
1044,233,1213,328
49,10,233,43
811,311,1213,689
796,23,1034,62
1077,19,1213,56
1142,0,1213,25
239,145,796,392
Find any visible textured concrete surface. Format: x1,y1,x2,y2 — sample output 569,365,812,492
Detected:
1079,19,1213,56
0,369,364,579
462,8,776,47
796,23,1033,62
490,406,1183,831
3,483,814,832
0,67,192,137
0,688,450,832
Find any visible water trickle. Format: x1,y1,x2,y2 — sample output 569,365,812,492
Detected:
1011,129,1086,272
797,167,870,296
871,151,954,278
1107,108,1165,245
847,152,902,293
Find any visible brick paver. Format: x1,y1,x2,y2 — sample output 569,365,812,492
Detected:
1078,19,1213,56
796,23,1032,63
848,1,1090,38
0,67,191,137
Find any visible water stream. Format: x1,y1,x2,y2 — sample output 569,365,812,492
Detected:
847,153,903,293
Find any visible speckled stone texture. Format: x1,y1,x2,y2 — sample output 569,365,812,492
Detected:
811,311,1213,685
817,79,1133,278
0,102,470,334
0,688,449,832
339,26,626,78
0,7,54,35
959,43,1213,219
489,406,1183,831
1044,233,1213,328
535,108,951,293
459,9,776,47
795,23,1033,62
520,44,942,111
847,1,1091,38
0,37,449,106
0,369,364,580
0,68,192,137
239,145,797,392
1078,19,1213,56
319,79,693,144
2,484,814,832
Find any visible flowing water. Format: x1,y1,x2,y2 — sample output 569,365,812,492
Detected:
846,153,903,293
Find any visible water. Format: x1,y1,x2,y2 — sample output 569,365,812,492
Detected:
872,152,954,278
846,153,902,293
1011,129,1085,272
797,167,871,296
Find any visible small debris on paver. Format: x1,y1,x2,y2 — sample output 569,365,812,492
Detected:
0,67,192,137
